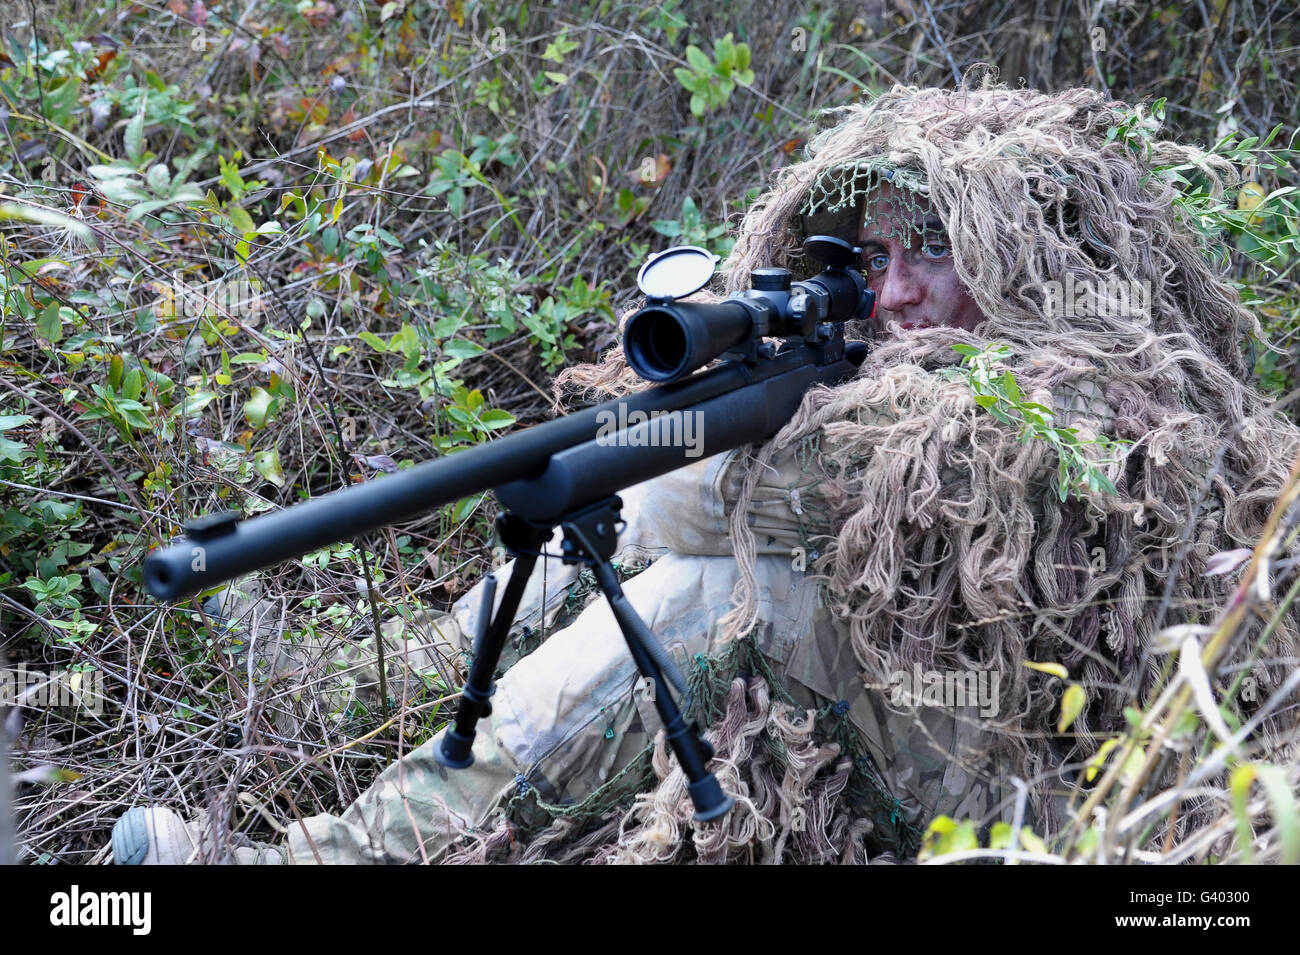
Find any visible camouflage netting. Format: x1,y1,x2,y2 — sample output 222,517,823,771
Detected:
502,82,1300,863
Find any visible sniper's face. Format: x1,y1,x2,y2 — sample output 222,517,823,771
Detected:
856,184,986,333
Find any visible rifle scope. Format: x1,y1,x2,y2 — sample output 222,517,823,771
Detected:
623,235,875,384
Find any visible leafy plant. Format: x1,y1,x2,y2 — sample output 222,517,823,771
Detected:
941,342,1129,502
85,159,204,222
426,135,520,219
1110,100,1299,271
651,195,733,257
537,29,581,93
436,384,515,453
672,33,754,117
918,815,1050,862
642,2,689,46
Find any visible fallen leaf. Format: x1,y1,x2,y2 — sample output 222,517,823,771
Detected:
84,49,117,81
301,2,337,27
628,153,672,188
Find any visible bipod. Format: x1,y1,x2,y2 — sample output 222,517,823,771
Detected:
435,495,734,822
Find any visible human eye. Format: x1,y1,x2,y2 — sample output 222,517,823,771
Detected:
864,252,890,271
921,242,951,260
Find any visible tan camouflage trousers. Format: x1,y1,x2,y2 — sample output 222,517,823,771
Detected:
284,447,1016,864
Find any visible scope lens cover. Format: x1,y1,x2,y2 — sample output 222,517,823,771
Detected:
636,245,718,300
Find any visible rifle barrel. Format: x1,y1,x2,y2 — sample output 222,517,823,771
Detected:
143,362,753,601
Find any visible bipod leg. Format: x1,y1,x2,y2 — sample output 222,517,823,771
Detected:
435,515,552,769
567,521,734,822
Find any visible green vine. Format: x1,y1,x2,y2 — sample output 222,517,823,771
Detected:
942,342,1129,502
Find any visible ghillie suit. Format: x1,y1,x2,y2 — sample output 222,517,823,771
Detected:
462,83,1300,863
119,84,1299,867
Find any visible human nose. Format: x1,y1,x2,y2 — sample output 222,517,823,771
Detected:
876,258,923,312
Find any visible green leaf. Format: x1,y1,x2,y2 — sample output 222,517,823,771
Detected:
179,391,218,415
44,76,81,125
1057,683,1086,733
447,189,465,218
1023,661,1069,680
122,368,143,401
0,435,27,463
1019,829,1047,854
1085,737,1122,783
451,494,483,522
124,198,175,222
125,99,146,163
714,34,734,66
146,163,171,194
443,339,484,359
244,386,274,429
118,401,151,430
988,821,1012,850
686,45,712,73
919,816,979,860
999,371,1021,402
478,409,514,430
253,448,285,487
0,415,34,430
672,67,700,93
227,205,256,236
36,301,64,343
358,331,388,352
988,821,1047,856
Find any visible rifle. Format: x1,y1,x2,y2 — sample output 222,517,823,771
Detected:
142,235,875,820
